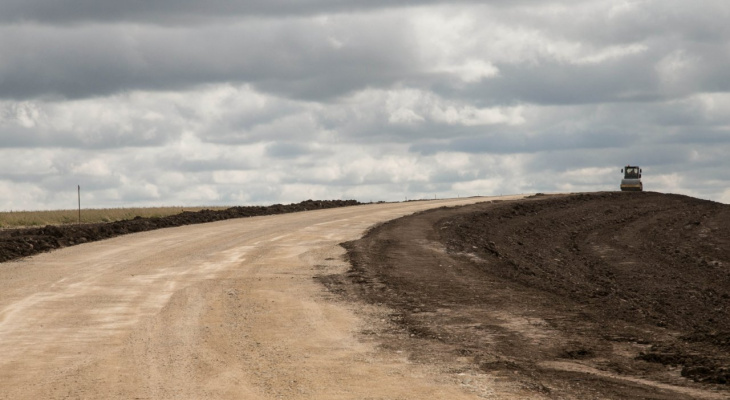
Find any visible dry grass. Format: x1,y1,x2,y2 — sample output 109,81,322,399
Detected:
0,206,230,229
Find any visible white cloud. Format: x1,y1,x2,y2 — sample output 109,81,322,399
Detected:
452,179,503,195
443,59,500,83
655,49,699,93
9,102,43,128
382,88,525,127
1,0,730,210
0,180,49,211
388,108,425,124
607,0,644,19
651,172,684,194
572,43,647,65
720,189,730,205
71,159,112,177
0,148,56,176
430,104,525,126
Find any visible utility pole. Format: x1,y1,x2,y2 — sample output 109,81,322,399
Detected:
78,185,81,224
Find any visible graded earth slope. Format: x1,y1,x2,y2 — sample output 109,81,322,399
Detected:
338,192,729,399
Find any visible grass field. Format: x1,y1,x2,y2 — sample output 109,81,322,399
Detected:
0,206,230,229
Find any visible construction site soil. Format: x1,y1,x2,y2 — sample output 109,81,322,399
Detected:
3,193,729,398
0,200,359,264
329,192,730,399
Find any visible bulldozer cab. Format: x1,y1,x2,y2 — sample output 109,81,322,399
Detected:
622,166,641,179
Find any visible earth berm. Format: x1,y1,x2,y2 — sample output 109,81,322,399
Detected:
326,192,729,399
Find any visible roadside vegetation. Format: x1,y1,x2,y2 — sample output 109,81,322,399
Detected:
0,207,230,228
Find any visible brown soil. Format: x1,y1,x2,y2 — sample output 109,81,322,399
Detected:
330,192,730,399
0,200,359,264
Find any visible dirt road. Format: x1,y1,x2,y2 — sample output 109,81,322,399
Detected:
0,197,521,400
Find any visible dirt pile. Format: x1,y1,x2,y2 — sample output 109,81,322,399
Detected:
338,192,729,399
0,199,360,264
442,192,730,385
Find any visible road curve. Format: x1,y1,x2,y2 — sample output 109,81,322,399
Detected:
0,196,523,400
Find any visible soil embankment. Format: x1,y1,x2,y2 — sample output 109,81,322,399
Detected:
336,192,729,399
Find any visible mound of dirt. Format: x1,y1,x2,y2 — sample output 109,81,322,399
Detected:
442,192,730,384
0,199,360,264
445,192,729,332
336,192,729,399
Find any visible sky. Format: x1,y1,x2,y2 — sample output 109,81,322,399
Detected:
1,0,729,210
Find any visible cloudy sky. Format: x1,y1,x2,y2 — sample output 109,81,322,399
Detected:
1,0,729,210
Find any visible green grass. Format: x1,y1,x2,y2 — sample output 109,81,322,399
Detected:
0,206,230,229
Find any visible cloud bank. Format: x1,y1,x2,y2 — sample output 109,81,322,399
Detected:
1,0,729,210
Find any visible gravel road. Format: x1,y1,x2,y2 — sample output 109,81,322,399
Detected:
0,197,519,400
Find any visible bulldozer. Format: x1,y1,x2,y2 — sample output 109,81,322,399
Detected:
620,166,643,191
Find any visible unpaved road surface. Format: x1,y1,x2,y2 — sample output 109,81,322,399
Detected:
0,197,518,400
0,200,359,263
338,192,729,399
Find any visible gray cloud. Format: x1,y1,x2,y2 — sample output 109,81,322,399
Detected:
2,1,728,106
0,15,417,101
1,0,730,210
0,0,543,25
